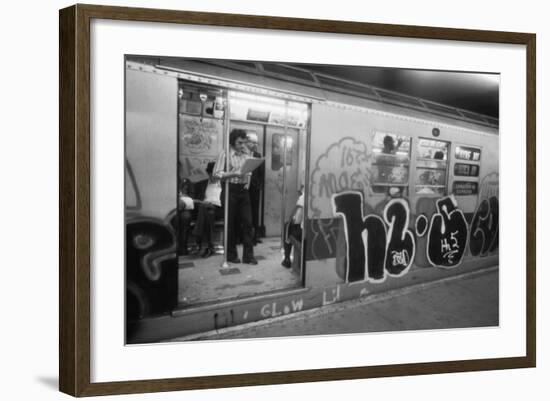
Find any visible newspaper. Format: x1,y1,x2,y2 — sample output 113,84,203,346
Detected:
238,157,265,175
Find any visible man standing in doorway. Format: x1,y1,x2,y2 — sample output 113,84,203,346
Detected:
246,132,265,245
213,129,258,265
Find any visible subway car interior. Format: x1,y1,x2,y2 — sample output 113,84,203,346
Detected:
175,80,309,307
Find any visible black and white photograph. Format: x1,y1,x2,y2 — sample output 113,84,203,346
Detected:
3,0,546,398
125,56,500,344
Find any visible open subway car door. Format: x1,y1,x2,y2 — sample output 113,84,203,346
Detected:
177,83,309,308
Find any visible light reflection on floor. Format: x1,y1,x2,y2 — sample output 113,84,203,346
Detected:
178,237,301,306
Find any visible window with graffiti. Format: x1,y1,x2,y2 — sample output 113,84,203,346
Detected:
415,138,449,195
371,132,411,195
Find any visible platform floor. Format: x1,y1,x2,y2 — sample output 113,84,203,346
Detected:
170,266,499,341
178,236,301,306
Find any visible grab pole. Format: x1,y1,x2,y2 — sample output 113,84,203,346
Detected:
221,90,231,268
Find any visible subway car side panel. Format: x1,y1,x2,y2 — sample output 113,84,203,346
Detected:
304,102,498,289
125,69,179,324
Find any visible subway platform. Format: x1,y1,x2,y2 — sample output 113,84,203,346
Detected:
167,265,498,341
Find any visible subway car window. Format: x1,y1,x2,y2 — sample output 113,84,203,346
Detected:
229,91,308,128
271,134,293,170
371,132,411,196
455,145,481,162
415,138,449,195
454,163,480,177
452,145,481,196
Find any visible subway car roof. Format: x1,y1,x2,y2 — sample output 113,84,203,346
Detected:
126,56,499,134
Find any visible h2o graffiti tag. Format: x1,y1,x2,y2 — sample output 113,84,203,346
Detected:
332,191,472,283
332,191,415,283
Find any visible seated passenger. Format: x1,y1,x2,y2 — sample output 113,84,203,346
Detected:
382,135,403,155
192,162,222,258
281,187,304,269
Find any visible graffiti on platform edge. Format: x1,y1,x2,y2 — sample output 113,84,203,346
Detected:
260,299,304,318
323,285,341,306
331,191,470,283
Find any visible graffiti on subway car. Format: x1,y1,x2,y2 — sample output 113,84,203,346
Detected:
331,191,471,283
426,196,469,268
307,135,498,283
470,172,499,256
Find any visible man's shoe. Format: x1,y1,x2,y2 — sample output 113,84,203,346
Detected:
227,256,240,264
201,248,214,258
243,257,258,265
281,259,291,268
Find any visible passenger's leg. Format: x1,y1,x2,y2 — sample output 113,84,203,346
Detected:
205,205,216,248
249,188,261,243
282,222,292,268
192,206,206,249
200,205,216,258
178,210,192,255
240,191,256,263
226,189,239,261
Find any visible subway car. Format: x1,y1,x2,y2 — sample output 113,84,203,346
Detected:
125,56,499,343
